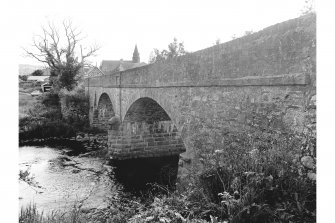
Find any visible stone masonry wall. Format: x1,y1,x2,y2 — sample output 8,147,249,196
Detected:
118,14,315,86
85,14,316,160
108,121,185,159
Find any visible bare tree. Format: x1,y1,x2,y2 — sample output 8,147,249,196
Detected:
23,20,100,90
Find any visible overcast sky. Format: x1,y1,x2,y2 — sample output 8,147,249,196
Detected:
15,0,310,66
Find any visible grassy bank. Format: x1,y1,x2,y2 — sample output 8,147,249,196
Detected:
19,93,38,118
19,86,92,140
19,204,91,223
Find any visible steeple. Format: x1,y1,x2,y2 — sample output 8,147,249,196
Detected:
132,45,140,63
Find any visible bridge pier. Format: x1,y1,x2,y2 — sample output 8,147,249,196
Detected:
110,155,179,191
108,121,185,159
107,121,185,189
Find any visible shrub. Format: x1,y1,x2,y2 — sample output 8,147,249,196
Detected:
40,91,61,108
59,85,89,130
19,120,76,140
19,75,28,81
183,101,317,222
19,85,91,140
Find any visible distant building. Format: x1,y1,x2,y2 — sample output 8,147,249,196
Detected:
99,45,146,75
41,83,52,92
27,76,50,82
83,66,105,79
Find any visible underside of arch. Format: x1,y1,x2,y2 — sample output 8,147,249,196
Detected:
124,97,171,123
108,97,185,160
92,93,115,130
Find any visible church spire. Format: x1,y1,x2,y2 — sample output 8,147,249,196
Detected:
132,45,140,63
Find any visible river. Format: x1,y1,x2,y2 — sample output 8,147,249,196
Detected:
19,146,119,214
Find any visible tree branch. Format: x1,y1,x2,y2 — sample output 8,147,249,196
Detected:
23,19,99,90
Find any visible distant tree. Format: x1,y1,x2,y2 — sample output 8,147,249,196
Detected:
31,69,44,76
149,49,167,63
230,30,254,40
214,38,221,45
243,30,254,36
149,38,187,63
23,20,99,91
19,75,28,81
301,0,315,15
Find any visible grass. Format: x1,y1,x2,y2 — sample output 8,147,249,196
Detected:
19,92,38,118
19,204,90,223
19,82,42,94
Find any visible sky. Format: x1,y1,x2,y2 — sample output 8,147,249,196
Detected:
13,0,310,67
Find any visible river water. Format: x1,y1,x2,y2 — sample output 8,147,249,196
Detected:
19,146,119,214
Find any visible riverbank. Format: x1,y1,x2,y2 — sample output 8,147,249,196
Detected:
19,133,108,156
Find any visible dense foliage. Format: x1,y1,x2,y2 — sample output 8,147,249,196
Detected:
31,69,44,76
19,75,28,81
59,85,90,130
19,85,90,140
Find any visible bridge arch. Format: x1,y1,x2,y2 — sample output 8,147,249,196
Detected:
115,96,186,158
121,93,182,132
92,92,115,130
111,97,186,189
123,97,171,124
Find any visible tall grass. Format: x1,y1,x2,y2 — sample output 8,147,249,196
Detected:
19,93,38,118
19,204,89,223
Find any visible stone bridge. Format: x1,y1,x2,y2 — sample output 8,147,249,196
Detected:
84,14,316,163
